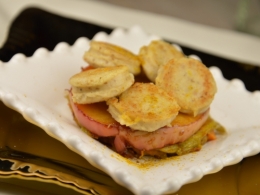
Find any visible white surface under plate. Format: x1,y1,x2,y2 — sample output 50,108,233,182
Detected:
0,26,260,195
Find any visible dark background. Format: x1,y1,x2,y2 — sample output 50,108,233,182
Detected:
0,7,259,92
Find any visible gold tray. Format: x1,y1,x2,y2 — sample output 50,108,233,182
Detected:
1,101,260,195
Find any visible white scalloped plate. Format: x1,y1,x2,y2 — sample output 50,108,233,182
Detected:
1,26,260,195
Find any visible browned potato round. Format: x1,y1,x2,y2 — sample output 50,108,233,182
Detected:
156,57,217,116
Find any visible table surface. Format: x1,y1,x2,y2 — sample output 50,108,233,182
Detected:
0,0,260,66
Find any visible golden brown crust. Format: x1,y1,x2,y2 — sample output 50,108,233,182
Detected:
156,57,217,116
69,66,134,104
69,65,128,87
138,40,184,82
83,41,141,75
107,82,180,132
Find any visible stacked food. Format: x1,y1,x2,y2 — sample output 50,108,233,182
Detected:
68,40,225,158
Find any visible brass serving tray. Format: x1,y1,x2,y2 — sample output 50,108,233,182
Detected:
0,101,133,195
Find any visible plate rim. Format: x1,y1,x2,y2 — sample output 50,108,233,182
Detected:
1,26,260,195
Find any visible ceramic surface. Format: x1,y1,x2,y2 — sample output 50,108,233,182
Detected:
0,26,260,195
